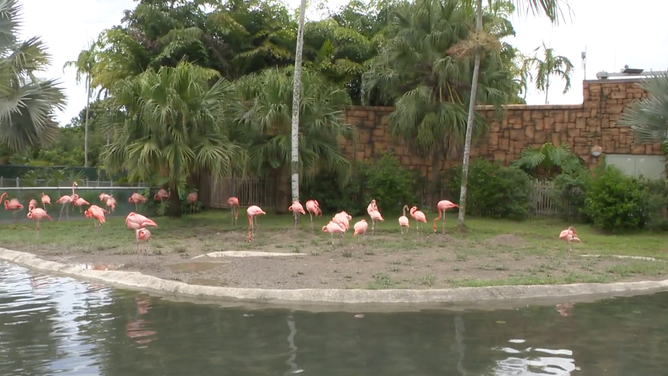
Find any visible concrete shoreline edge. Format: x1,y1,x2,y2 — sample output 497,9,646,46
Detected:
2,247,668,311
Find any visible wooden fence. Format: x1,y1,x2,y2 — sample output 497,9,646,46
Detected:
201,175,567,218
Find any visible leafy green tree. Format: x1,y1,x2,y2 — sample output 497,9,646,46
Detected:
102,61,244,217
0,0,67,154
230,67,352,210
362,0,518,201
618,73,668,146
456,0,571,228
512,142,585,178
523,41,574,104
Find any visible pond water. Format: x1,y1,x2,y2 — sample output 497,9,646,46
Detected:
1,261,666,376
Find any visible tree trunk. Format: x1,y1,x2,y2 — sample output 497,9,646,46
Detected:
84,76,91,167
430,149,442,207
457,0,483,229
544,75,550,104
276,167,291,214
168,186,182,218
290,0,307,227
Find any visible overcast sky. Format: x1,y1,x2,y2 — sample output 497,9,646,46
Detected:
20,0,668,125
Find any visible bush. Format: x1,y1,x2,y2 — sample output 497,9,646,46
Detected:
583,165,650,233
302,153,418,216
445,159,533,220
641,178,668,231
551,167,591,222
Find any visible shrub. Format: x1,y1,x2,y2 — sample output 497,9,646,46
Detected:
302,154,418,216
445,159,533,220
643,178,668,231
583,165,650,233
550,167,592,222
361,153,418,214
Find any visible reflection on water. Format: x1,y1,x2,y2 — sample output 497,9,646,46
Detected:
1,261,668,376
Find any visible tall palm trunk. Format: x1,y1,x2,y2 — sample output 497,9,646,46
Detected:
544,75,550,104
84,76,91,167
457,0,483,229
290,0,307,227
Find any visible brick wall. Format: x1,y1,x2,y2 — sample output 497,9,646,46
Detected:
341,78,659,178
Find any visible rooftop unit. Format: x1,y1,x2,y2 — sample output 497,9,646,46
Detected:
596,65,668,80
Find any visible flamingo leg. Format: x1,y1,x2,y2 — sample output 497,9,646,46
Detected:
309,213,314,233
442,211,446,235
35,220,40,237
247,215,253,242
231,207,234,226
330,232,334,245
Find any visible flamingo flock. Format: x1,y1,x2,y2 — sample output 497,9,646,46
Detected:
2,184,583,255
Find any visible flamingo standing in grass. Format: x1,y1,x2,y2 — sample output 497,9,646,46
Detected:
246,205,266,242
410,206,427,231
73,197,90,214
322,220,346,245
353,219,368,237
559,226,582,257
85,204,110,231
333,211,352,231
399,205,410,234
99,193,112,202
41,193,51,209
27,207,51,237
2,193,24,217
288,201,306,228
29,199,37,210
227,197,240,226
105,196,117,213
433,200,458,234
153,189,169,203
129,193,147,212
126,212,158,254
305,199,321,232
135,228,152,257
187,191,198,214
55,195,73,221
70,182,79,202
367,199,383,234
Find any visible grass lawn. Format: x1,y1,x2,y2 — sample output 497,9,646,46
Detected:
1,209,667,290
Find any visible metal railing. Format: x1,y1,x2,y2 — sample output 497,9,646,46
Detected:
0,177,145,188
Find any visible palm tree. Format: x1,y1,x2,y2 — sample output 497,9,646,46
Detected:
101,61,244,217
524,42,574,104
457,0,571,228
230,67,352,211
63,44,97,167
618,73,668,145
362,0,517,202
0,0,67,154
290,0,308,226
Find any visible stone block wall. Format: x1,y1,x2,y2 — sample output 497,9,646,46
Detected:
341,78,660,178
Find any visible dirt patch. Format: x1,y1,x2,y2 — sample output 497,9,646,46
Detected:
3,213,668,290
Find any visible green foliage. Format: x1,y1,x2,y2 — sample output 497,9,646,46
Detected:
445,159,533,220
618,73,668,145
513,142,585,178
302,153,418,216
644,178,668,231
361,153,418,214
583,165,651,233
550,168,591,222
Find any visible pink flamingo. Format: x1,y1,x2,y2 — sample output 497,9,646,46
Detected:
153,189,169,203
54,195,73,221
187,191,198,214
99,193,112,202
85,204,110,231
410,206,427,231
70,182,79,202
27,207,52,237
41,193,51,209
322,220,346,245
333,211,352,231
305,199,322,232
2,193,24,217
353,219,368,237
246,205,266,242
105,196,117,213
433,200,458,234
29,199,37,209
288,201,306,228
367,199,383,234
227,197,240,226
129,192,147,212
135,228,152,257
73,197,90,214
126,212,158,230
559,226,582,257
398,205,410,234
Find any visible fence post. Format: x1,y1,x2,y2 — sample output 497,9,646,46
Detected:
15,177,19,187
0,177,3,187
